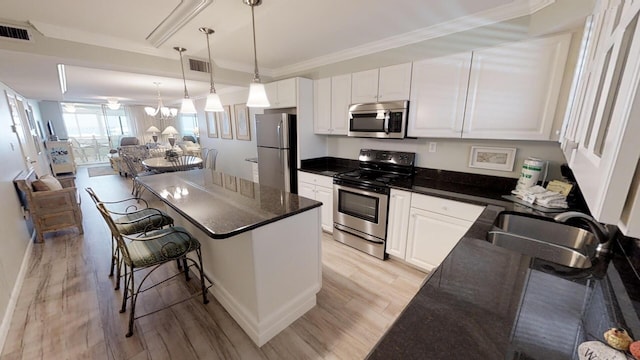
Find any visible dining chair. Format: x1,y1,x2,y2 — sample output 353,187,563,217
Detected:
122,154,155,198
202,148,218,170
95,202,210,337
85,187,174,290
169,155,200,172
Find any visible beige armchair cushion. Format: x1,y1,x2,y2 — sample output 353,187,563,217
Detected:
32,174,63,191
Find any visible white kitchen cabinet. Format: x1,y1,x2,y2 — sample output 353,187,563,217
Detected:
407,52,472,138
386,189,412,258
265,78,297,108
560,0,640,235
407,34,570,140
351,69,379,103
351,63,412,103
405,194,484,271
314,75,350,135
298,171,334,233
463,33,571,140
313,77,332,134
329,74,351,135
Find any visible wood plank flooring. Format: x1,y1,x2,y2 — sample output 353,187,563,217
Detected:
1,166,427,360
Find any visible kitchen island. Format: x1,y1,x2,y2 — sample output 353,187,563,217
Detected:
136,169,323,347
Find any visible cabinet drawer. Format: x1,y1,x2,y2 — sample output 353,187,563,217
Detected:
411,193,484,222
297,171,333,188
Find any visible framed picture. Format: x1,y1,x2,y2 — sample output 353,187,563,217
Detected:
206,112,218,138
234,104,251,141
218,105,233,139
468,146,517,172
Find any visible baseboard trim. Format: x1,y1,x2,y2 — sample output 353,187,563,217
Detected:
0,236,33,355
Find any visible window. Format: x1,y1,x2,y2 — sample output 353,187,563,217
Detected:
62,103,133,148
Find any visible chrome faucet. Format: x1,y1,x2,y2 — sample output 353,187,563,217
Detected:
553,211,613,256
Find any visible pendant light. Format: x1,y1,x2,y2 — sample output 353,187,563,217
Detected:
174,46,197,114
199,27,224,112
244,0,270,108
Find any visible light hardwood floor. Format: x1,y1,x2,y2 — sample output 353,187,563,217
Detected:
1,166,427,360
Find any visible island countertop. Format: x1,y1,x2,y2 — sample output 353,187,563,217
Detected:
137,169,322,239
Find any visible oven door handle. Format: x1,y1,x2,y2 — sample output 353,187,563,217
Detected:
334,224,385,244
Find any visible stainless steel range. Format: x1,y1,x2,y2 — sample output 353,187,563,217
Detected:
333,149,415,259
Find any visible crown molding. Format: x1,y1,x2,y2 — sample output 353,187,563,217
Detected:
272,0,556,77
146,0,213,47
28,20,175,58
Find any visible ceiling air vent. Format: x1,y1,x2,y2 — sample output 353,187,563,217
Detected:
0,24,31,41
189,58,211,73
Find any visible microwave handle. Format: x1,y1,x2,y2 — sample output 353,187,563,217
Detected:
384,111,390,134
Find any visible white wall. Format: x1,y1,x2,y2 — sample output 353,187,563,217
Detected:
196,89,261,180
0,81,35,352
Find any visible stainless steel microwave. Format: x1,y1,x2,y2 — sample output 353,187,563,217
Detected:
348,101,408,139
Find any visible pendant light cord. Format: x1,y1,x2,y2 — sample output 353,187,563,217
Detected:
178,50,190,98
205,32,217,93
250,4,260,82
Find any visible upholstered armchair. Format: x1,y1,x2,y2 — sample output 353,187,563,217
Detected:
118,145,149,177
13,168,83,242
119,137,140,146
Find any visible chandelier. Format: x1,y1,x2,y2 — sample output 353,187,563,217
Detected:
144,82,178,119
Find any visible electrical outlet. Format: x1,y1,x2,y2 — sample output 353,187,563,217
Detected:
428,142,437,153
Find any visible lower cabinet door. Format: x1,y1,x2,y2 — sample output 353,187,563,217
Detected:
314,185,334,233
386,189,412,258
298,182,316,200
406,208,472,271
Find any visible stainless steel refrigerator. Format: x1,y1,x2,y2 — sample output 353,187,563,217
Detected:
256,113,297,193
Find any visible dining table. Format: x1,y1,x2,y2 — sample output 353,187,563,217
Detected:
142,156,203,173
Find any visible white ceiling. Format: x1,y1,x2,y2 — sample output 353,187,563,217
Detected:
0,0,569,107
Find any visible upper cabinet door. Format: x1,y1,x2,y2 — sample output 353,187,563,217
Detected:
331,74,352,135
276,78,297,108
351,69,379,104
265,78,297,108
313,77,332,134
378,63,412,102
407,53,471,138
562,0,640,230
463,33,571,140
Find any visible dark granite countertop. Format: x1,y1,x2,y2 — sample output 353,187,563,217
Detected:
368,205,640,359
299,157,359,177
137,169,322,239
298,156,640,359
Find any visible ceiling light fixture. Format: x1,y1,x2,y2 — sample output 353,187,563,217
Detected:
107,98,121,110
57,64,67,94
244,0,270,108
174,46,197,114
199,27,224,112
144,82,178,119
63,103,76,113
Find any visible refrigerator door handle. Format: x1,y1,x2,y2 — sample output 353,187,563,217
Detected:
277,121,282,147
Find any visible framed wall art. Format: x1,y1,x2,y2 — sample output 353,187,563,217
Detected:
206,112,218,138
218,105,233,139
234,103,251,141
468,146,517,172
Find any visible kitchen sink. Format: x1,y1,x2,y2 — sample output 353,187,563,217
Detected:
486,212,597,269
